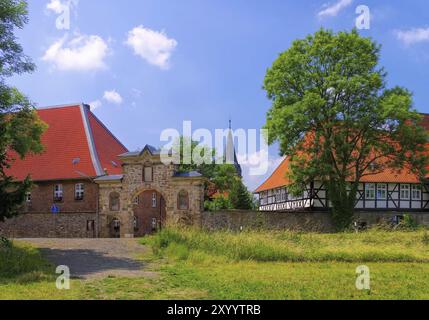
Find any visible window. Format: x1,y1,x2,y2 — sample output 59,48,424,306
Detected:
133,196,139,205
281,188,287,202
133,216,138,231
412,185,422,200
75,183,84,201
87,220,95,231
178,190,189,210
400,184,410,200
275,189,282,203
109,192,120,211
54,184,63,202
365,184,375,200
376,184,387,200
25,192,32,203
144,166,153,182
152,192,157,208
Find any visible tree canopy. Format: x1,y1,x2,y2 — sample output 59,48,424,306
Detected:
0,0,47,222
264,29,428,229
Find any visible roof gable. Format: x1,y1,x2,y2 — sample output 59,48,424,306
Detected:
6,104,128,181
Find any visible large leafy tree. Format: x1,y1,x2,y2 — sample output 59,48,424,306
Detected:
0,0,46,222
264,29,428,230
173,136,254,209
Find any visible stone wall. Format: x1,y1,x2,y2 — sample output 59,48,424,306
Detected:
0,213,97,238
201,210,429,232
202,210,335,232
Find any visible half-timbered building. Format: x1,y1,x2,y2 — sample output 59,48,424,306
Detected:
255,114,429,214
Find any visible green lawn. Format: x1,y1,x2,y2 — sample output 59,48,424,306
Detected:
1,229,429,300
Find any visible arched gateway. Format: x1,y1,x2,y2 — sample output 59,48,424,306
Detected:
95,145,205,238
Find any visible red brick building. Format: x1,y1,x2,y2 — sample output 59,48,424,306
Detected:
0,103,206,238
0,103,127,237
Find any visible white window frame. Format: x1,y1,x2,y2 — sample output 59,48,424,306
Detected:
400,184,410,200
54,184,63,202
25,192,32,203
365,183,375,200
376,184,387,200
152,192,157,208
412,185,422,200
75,183,84,200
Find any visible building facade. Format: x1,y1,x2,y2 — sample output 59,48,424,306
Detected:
256,118,429,224
0,104,205,238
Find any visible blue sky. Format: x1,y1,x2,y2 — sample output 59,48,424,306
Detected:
9,0,429,190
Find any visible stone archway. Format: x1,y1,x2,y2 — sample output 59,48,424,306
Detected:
132,189,167,237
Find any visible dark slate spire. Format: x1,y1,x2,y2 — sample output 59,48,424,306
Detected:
225,120,242,178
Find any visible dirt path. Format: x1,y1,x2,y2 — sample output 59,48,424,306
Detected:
18,238,157,280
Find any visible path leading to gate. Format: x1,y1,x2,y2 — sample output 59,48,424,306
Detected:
19,238,157,280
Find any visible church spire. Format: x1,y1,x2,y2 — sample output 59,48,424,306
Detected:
225,119,242,178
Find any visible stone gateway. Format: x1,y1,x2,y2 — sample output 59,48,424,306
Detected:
96,145,206,238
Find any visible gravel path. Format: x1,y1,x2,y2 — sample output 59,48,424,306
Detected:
18,238,157,280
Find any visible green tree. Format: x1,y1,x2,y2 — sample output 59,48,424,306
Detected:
263,29,428,230
229,179,254,210
0,0,46,222
174,136,238,192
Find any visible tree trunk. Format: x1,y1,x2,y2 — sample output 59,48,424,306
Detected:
327,180,357,230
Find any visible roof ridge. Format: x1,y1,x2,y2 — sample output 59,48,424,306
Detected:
79,104,104,176
85,105,129,153
37,103,84,110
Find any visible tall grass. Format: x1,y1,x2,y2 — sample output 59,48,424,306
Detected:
144,228,429,263
0,242,52,281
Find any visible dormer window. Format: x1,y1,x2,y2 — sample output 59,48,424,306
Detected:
54,184,63,202
143,166,153,182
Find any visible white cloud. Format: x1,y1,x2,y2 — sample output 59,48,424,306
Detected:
395,28,429,45
46,0,64,14
318,0,353,18
125,25,178,69
239,150,284,191
89,100,102,111
42,34,109,72
46,0,78,14
103,90,123,105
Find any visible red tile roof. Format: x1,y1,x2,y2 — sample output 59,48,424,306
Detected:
255,157,289,193
6,104,128,181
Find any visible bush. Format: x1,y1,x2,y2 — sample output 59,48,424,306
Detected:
396,214,419,231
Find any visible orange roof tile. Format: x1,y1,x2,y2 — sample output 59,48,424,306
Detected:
6,104,128,181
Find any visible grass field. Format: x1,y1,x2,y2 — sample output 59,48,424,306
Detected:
1,229,429,300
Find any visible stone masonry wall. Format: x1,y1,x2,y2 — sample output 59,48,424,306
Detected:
0,213,97,238
202,210,429,232
97,150,205,238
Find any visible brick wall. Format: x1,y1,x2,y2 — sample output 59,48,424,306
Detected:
24,180,98,213
133,191,166,236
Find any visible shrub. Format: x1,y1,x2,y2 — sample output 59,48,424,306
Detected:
398,214,419,231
